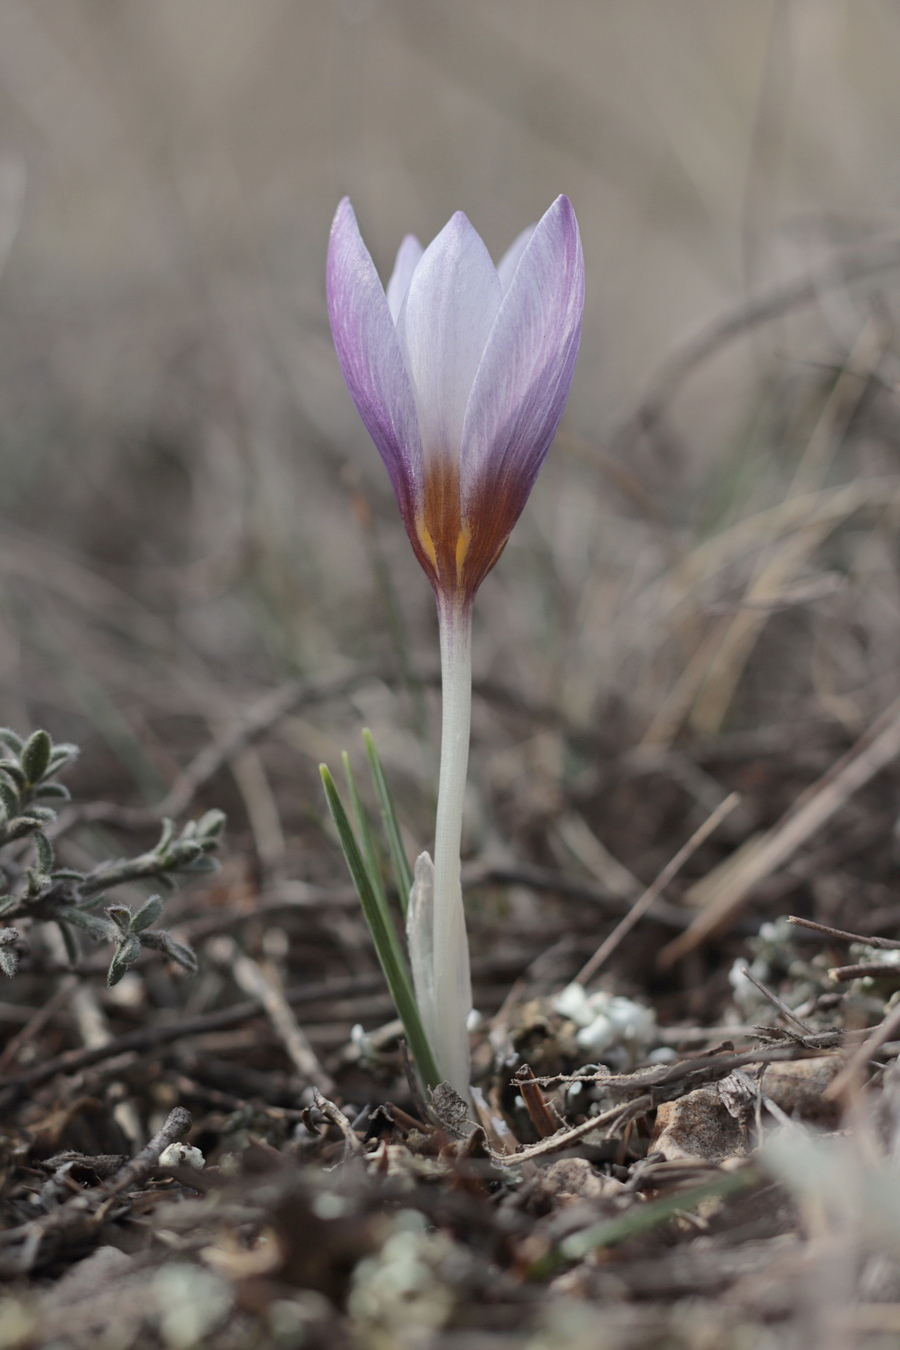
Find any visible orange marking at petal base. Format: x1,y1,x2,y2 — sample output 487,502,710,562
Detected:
454,527,470,583
418,455,463,592
413,455,521,601
415,516,439,573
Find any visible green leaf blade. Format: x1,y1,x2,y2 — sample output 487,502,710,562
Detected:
342,752,390,918
320,763,439,1088
363,728,413,915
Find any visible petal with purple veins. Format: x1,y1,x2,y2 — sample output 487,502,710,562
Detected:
386,234,423,324
496,224,535,296
459,195,584,539
396,211,502,467
326,199,424,521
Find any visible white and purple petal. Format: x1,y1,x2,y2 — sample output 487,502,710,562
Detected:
496,223,535,296
328,195,584,607
396,211,502,468
458,195,583,558
386,233,423,324
326,199,424,524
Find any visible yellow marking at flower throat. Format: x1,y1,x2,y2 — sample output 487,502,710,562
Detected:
454,526,471,583
414,515,471,588
415,516,439,573
415,454,472,592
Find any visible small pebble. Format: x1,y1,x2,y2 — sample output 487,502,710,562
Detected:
159,1143,205,1171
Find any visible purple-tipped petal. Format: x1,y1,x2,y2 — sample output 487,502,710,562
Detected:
459,195,583,547
326,199,424,521
326,195,584,607
386,234,423,324
496,224,535,296
397,211,502,466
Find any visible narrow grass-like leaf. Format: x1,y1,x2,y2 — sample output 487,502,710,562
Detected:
363,728,413,915
320,763,439,1087
340,754,412,992
530,1166,760,1278
342,752,390,919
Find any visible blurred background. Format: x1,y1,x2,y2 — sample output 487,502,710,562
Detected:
2,0,900,958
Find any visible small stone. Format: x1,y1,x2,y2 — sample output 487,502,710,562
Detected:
756,1056,842,1124
537,1157,625,1203
652,1086,751,1163
159,1142,205,1171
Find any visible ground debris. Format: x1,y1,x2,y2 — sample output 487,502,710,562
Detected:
0,983,896,1350
4,728,900,1349
652,1085,753,1163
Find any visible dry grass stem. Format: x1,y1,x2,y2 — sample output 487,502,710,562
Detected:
576,791,740,984
659,695,900,966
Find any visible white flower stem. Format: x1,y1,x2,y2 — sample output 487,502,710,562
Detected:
430,598,474,1096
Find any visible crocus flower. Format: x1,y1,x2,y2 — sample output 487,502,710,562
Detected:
327,196,584,613
327,197,584,1096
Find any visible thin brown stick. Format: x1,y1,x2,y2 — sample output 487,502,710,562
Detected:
490,1096,652,1166
465,859,696,930
788,915,900,950
658,694,900,966
828,964,900,982
51,665,561,836
313,1089,365,1157
0,974,77,1073
738,964,815,1035
214,937,334,1093
576,793,740,985
229,745,286,874
608,231,900,458
513,1064,564,1139
824,1001,900,1102
0,971,386,1097
0,1107,193,1275
103,1106,193,1198
535,1041,847,1095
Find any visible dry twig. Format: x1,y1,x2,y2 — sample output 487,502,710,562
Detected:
659,693,900,966
576,792,740,984
609,232,900,457
788,915,900,950
312,1089,365,1157
0,1107,192,1275
824,1001,900,1102
0,971,385,1099
737,964,816,1035
490,1096,652,1167
212,937,334,1093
